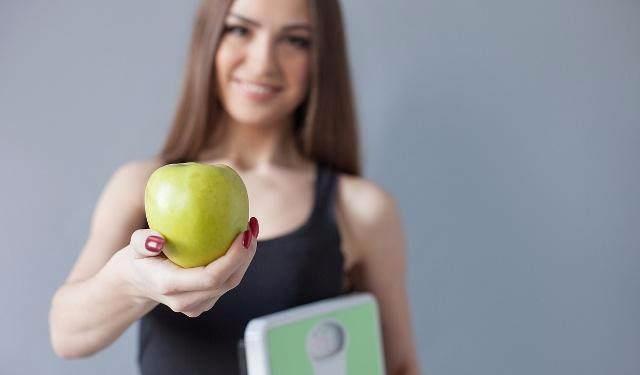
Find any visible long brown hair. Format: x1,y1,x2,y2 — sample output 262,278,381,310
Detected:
159,0,361,176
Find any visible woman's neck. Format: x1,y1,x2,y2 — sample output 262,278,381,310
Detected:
198,114,309,172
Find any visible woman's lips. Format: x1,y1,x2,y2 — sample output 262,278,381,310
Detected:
232,78,282,101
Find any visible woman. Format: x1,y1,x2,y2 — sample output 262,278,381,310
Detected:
49,0,421,374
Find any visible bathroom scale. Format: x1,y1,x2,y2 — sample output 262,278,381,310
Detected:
241,292,386,375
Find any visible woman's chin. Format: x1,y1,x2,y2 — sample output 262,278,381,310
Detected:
227,110,285,128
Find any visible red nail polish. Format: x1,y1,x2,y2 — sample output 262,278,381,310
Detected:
242,230,252,249
249,217,259,238
145,235,164,252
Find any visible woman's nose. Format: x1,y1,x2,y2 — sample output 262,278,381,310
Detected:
246,35,278,77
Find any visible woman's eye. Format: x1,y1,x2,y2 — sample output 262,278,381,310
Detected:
286,36,311,49
224,25,249,37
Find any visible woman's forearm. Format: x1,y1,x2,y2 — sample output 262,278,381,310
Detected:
48,254,157,359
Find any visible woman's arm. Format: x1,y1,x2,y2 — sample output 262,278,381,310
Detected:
50,159,259,359
337,176,422,375
49,254,158,358
49,160,159,358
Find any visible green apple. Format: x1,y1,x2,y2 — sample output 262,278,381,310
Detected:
144,162,249,268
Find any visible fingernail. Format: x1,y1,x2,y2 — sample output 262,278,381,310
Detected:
242,230,252,249
145,235,164,252
249,217,259,238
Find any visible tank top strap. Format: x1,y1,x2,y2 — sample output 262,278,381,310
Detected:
309,161,339,224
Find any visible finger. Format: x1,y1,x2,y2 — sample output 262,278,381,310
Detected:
224,236,258,290
159,238,256,295
150,231,251,295
204,229,256,281
159,290,209,314
159,266,226,295
184,296,220,318
152,227,257,295
129,229,165,259
160,291,219,314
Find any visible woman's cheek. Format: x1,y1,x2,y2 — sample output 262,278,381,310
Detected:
291,59,311,98
216,42,241,72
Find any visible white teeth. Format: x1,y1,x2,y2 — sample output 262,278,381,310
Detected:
237,80,276,94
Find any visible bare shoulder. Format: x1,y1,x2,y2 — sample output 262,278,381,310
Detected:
115,157,164,184
335,174,404,264
118,157,164,174
336,175,419,374
336,174,399,227
64,157,164,283
109,157,165,204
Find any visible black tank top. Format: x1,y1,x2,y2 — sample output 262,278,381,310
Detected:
138,162,349,375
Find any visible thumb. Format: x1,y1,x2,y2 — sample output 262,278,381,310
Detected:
129,229,165,259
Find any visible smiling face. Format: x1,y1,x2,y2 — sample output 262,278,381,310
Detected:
215,0,313,127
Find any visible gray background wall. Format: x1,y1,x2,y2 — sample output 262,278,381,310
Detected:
1,0,638,374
